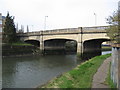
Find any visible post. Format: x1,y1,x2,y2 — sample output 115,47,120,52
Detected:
44,16,48,30
94,13,97,25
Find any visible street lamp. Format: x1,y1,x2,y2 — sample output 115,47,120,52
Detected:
44,16,48,30
94,13,97,25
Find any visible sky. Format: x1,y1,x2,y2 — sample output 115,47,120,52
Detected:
0,0,119,32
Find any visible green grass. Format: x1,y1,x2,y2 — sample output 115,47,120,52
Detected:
40,54,111,88
102,46,111,51
104,62,116,88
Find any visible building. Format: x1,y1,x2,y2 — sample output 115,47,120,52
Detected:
0,13,6,32
2,16,6,30
0,13,6,42
0,13,2,42
0,13,2,32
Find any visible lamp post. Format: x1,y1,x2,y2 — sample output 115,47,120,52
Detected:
44,16,48,31
94,13,97,25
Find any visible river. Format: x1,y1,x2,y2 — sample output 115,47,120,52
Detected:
2,50,111,88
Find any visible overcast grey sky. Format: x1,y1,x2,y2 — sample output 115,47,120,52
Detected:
0,0,119,31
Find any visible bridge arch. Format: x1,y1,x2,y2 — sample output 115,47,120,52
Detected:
43,35,78,42
24,40,40,47
81,38,110,59
44,38,77,54
44,38,77,43
83,38,110,52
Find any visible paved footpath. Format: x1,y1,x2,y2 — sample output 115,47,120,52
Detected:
92,56,111,88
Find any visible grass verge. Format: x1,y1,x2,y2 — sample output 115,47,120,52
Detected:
102,46,111,51
40,54,111,88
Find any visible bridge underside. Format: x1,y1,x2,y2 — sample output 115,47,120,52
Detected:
82,39,110,59
84,39,110,52
44,39,77,54
23,38,110,56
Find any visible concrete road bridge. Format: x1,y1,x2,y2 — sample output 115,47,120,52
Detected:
18,26,110,54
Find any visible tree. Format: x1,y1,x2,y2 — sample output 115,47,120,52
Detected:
106,11,120,43
3,12,17,43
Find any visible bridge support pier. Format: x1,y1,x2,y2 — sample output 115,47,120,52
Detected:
77,42,83,56
40,42,44,50
40,41,44,53
40,35,44,54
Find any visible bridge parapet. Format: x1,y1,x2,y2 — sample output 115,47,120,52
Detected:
43,28,80,34
17,28,81,36
82,26,108,33
17,31,41,36
27,31,41,35
82,26,108,30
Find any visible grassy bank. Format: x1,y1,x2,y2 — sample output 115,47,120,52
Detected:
40,54,111,88
2,43,39,56
102,46,111,51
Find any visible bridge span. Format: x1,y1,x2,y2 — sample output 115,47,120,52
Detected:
18,26,110,55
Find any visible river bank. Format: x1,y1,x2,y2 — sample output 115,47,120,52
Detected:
2,43,111,57
2,44,41,57
39,54,111,88
2,49,112,88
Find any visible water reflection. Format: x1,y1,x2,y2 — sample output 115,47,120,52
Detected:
3,55,80,88
2,50,111,88
102,51,112,55
82,50,111,60
82,51,101,60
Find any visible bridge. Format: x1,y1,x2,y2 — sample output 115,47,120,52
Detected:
18,26,110,55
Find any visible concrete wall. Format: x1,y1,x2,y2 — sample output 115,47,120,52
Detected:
82,33,109,41
111,44,120,89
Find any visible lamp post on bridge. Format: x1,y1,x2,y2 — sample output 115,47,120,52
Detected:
44,16,48,31
41,16,48,54
94,13,97,26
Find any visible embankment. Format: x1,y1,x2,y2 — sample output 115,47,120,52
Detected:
39,54,111,88
2,44,40,57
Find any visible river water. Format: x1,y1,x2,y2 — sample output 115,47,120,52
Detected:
2,51,111,88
